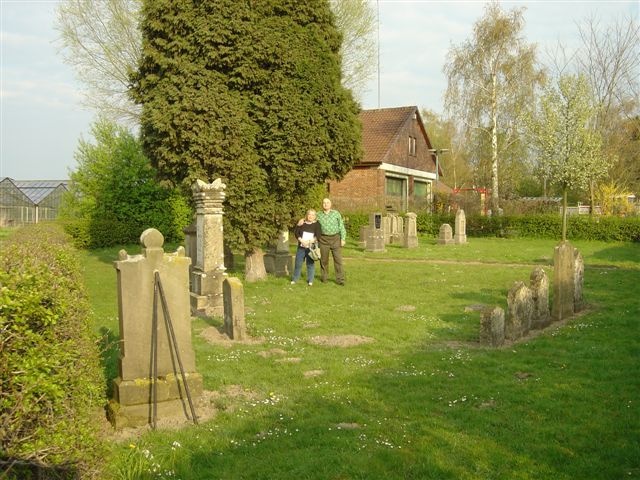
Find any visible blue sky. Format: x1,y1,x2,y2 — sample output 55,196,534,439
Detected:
1,0,637,180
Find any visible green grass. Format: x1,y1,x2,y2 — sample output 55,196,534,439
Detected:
77,237,640,480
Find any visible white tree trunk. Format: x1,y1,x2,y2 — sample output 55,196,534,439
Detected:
490,71,500,213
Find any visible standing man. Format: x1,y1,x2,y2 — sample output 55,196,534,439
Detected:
316,198,346,285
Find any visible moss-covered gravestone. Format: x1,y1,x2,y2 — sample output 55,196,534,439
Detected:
108,228,202,429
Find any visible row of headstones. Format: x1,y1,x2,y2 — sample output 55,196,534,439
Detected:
438,209,467,245
359,212,419,251
480,241,584,347
109,179,248,428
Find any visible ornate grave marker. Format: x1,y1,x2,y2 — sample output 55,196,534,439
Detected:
454,209,467,244
438,224,454,245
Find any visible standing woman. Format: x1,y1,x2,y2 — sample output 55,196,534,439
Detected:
291,209,322,286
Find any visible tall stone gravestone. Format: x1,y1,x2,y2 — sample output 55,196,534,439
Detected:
438,224,454,245
109,228,202,429
264,230,292,277
382,216,391,244
505,281,534,340
552,241,575,321
529,267,550,329
190,179,227,317
454,209,467,244
574,250,584,312
479,306,505,347
365,212,385,252
402,212,419,248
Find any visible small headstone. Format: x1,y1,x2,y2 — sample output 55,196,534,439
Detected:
454,209,467,244
358,225,369,249
365,212,385,252
438,224,454,245
402,212,419,248
529,267,550,329
264,230,292,277
223,277,247,340
480,306,505,347
574,249,584,312
505,281,534,340
552,241,575,321
382,216,391,244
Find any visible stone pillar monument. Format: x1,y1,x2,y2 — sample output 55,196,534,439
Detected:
402,212,419,248
190,178,227,317
454,209,467,244
109,228,202,429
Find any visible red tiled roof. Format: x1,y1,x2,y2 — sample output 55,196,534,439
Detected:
359,106,418,164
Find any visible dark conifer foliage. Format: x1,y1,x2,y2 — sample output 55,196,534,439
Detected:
131,0,362,253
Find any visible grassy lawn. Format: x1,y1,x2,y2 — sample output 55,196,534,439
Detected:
78,236,640,479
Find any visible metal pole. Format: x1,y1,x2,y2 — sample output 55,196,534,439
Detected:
155,272,198,425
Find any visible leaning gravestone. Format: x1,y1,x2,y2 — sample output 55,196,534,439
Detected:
190,179,227,317
505,281,534,340
402,212,419,248
108,228,202,429
529,267,550,329
454,209,467,244
479,306,505,347
365,212,385,252
552,241,575,321
223,277,247,340
264,230,292,277
438,224,454,245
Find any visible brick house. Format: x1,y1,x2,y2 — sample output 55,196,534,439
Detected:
328,106,449,212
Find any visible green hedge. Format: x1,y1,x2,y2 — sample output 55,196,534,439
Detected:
343,212,640,242
0,223,105,477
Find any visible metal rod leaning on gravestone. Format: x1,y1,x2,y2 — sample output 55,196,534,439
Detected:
155,271,199,426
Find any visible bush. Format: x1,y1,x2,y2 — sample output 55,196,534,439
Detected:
0,223,105,477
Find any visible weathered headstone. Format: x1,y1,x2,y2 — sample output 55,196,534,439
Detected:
552,241,575,321
454,209,467,244
109,228,202,429
574,249,584,312
358,225,369,249
382,216,391,244
223,277,247,340
529,267,550,329
505,281,534,340
183,223,197,281
479,306,505,347
365,212,385,252
438,224,454,245
264,230,292,277
402,212,419,248
190,179,227,317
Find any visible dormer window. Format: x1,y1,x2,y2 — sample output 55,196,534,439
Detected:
409,136,416,156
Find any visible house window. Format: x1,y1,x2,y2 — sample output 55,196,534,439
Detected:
386,175,408,211
414,180,432,199
408,136,416,156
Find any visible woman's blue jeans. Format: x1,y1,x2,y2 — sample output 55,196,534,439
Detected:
292,246,315,283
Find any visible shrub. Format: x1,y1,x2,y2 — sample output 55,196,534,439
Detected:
0,223,105,477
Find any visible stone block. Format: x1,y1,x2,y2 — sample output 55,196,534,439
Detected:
552,241,575,321
480,306,505,347
224,277,247,340
530,267,550,329
506,281,534,340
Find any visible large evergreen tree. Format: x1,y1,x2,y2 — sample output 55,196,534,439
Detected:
131,0,362,279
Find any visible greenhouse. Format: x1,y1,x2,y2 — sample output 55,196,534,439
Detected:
0,177,69,226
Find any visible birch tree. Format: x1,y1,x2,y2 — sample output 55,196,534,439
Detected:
528,75,608,240
444,1,544,213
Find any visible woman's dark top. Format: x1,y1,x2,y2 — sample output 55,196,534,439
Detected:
293,221,322,247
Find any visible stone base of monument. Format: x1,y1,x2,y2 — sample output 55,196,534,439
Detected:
190,292,223,317
190,269,225,317
263,252,292,277
108,372,203,429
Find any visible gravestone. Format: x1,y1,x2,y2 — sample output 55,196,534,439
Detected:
438,224,454,245
382,216,391,244
574,250,584,312
109,228,202,429
479,306,505,347
454,209,467,244
190,179,227,317
529,267,550,329
552,241,575,321
223,277,247,340
389,213,404,244
402,212,419,248
183,223,197,280
505,281,534,340
358,225,369,249
365,212,385,252
264,230,292,277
